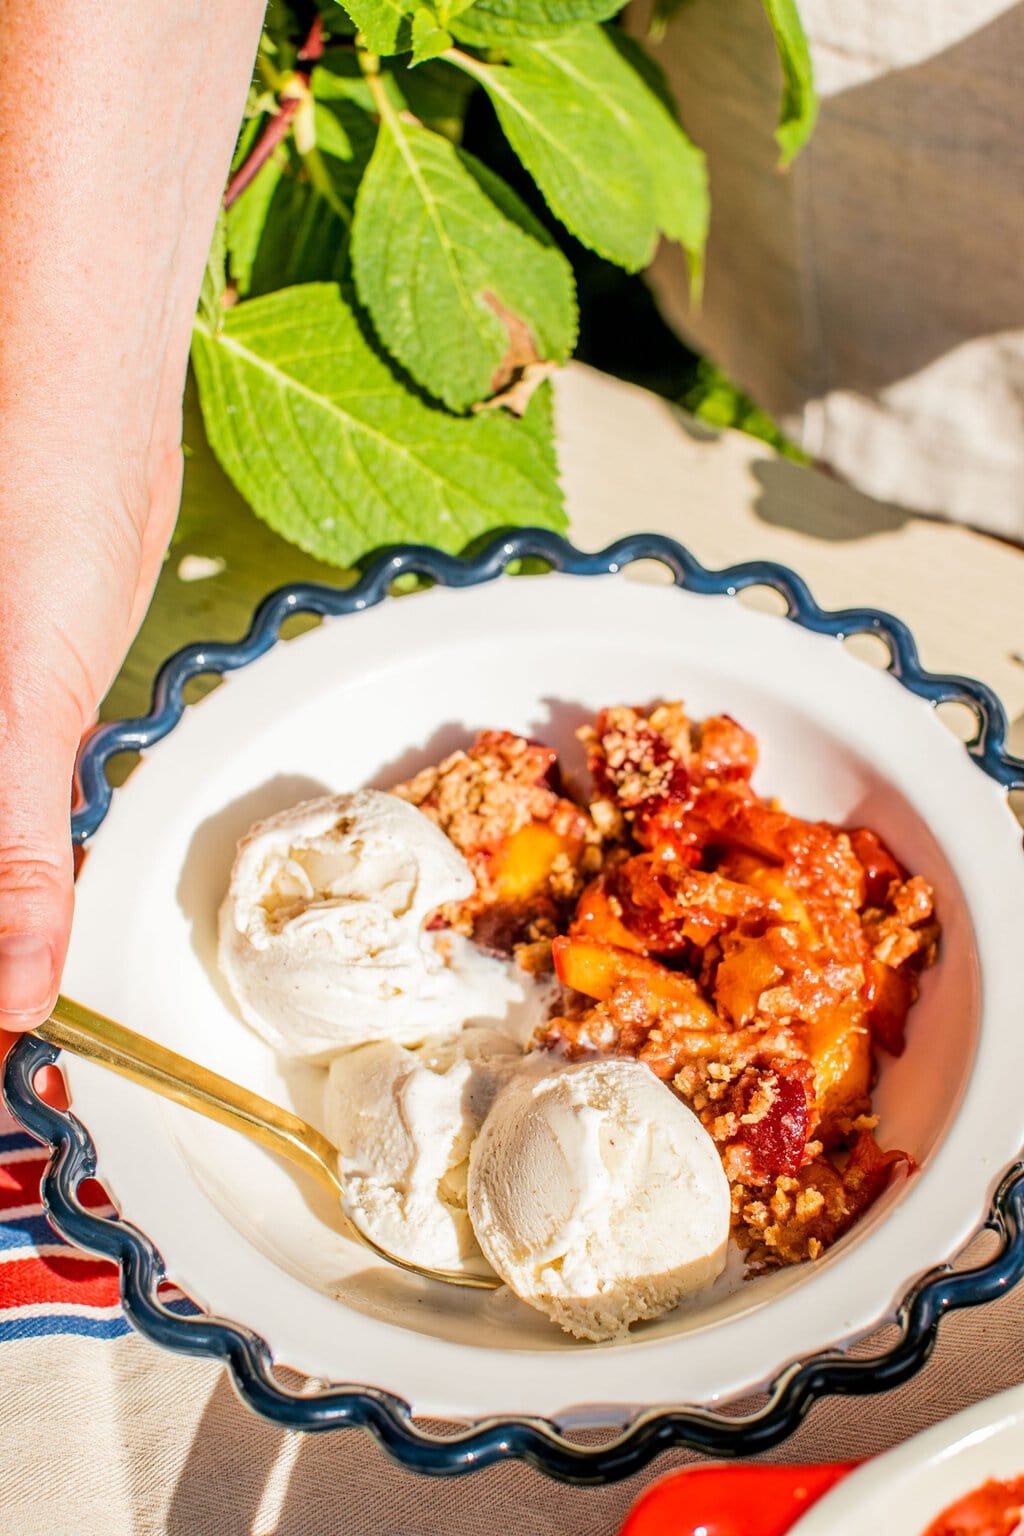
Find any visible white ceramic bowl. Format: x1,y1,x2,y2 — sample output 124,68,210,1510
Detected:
793,1382,1024,1533
58,573,1024,1425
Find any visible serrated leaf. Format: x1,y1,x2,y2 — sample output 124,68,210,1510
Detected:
226,135,287,295
248,176,350,297
230,109,264,175
411,7,452,63
226,102,375,298
760,0,817,165
351,102,575,410
311,51,378,109
450,33,655,270
332,0,412,56
317,1,358,38
451,27,705,273
395,57,475,140
312,99,379,205
198,211,228,331
452,0,622,44
190,283,565,567
607,32,707,280
313,53,473,141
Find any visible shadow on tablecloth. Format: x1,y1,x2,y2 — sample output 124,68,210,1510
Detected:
157,1235,1024,1536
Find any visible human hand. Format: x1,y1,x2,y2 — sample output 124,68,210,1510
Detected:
0,0,267,1104
0,443,182,1099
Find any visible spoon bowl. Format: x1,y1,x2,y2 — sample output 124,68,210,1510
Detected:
36,996,499,1291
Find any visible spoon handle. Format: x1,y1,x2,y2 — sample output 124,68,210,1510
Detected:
37,995,341,1199
36,995,501,1291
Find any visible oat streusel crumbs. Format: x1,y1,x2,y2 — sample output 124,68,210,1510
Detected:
514,939,554,978
580,706,689,816
738,1076,779,1127
851,1113,879,1132
865,877,938,968
402,700,936,1272
589,797,624,839
795,1188,825,1221
647,702,693,757
393,732,557,856
392,729,601,952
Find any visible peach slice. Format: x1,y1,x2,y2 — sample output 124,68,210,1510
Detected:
553,937,718,1028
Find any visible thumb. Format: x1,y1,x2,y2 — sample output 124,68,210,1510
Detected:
0,684,79,1029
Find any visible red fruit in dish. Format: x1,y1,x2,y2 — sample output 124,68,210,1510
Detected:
922,1475,1024,1536
732,1065,812,1179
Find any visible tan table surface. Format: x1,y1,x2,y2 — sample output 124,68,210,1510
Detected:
5,364,1023,1536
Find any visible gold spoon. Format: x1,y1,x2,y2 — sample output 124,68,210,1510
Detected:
35,995,499,1291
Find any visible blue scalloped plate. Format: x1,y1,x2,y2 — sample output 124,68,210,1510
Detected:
6,530,1024,1484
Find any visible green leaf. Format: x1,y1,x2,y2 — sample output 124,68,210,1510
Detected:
230,109,265,175
351,100,575,410
316,1,358,39
198,211,228,332
411,7,452,63
246,174,350,297
313,52,473,141
450,34,653,270
311,99,379,206
225,137,287,296
226,102,375,298
311,51,378,109
191,283,565,567
646,0,692,45
450,27,706,274
331,0,412,56
394,57,475,140
452,0,621,43
760,0,817,165
607,32,707,283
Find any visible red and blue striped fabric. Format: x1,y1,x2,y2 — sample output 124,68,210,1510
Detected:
0,1104,193,1341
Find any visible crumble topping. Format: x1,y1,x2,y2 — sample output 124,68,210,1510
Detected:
393,700,937,1269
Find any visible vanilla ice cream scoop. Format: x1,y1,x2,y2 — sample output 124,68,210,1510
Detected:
323,1027,524,1272
468,1058,731,1341
219,789,516,1058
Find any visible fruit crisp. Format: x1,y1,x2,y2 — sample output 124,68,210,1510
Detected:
392,703,938,1271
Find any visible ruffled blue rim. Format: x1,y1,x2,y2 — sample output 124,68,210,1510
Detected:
5,528,1024,1484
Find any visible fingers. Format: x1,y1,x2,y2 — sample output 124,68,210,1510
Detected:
0,486,146,1035
0,687,79,1029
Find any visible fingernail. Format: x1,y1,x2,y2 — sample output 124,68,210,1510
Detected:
0,934,55,1017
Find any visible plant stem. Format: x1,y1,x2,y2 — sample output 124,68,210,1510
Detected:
359,47,424,131
223,97,300,208
296,14,325,64
362,60,391,120
223,14,324,210
443,45,486,76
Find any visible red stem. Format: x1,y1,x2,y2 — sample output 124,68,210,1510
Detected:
223,14,324,211
223,96,300,209
297,13,324,63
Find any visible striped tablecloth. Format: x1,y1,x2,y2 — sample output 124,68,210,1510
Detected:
0,1103,196,1344
0,1105,126,1343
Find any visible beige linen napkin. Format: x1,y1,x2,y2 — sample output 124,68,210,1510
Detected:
634,0,1024,538
4,1240,1024,1536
